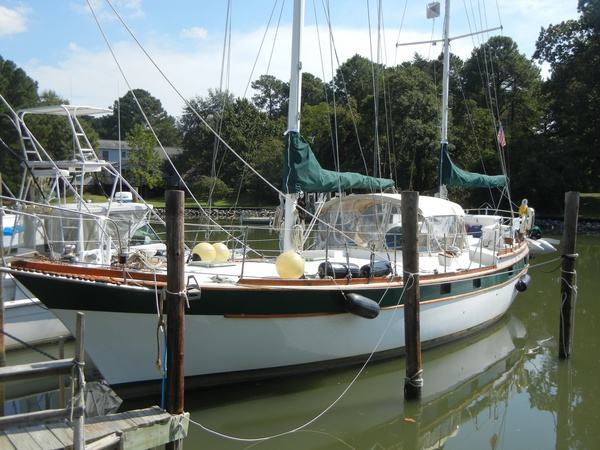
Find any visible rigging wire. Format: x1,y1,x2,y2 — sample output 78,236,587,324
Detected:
207,0,233,221
90,0,278,249
93,0,362,251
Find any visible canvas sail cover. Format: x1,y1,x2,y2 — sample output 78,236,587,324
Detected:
283,132,395,194
439,143,506,188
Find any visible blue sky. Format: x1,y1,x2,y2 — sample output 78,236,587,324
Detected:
0,0,581,117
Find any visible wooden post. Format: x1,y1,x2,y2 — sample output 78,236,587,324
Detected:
73,312,85,449
59,337,66,408
402,191,422,399
559,191,579,358
0,177,5,416
165,190,185,450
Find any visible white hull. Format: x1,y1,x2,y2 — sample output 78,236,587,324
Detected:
50,270,523,389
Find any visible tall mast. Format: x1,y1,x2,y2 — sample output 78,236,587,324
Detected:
287,0,304,133
439,0,451,198
282,0,305,252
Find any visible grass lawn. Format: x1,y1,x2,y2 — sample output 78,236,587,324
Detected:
83,192,598,218
579,193,600,219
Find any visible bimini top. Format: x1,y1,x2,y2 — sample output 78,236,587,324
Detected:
18,105,111,117
320,193,465,218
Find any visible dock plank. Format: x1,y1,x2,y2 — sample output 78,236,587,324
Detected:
0,431,17,450
45,421,74,447
22,424,65,449
4,426,45,449
1,406,186,449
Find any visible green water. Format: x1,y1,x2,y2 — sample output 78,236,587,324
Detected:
125,235,598,449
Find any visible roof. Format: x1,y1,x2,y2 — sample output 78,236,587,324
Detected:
18,105,111,117
98,140,182,160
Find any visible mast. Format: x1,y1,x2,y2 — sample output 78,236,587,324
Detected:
282,0,305,252
439,0,451,199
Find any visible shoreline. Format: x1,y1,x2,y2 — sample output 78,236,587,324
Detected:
153,208,599,236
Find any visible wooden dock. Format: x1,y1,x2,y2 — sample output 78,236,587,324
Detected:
0,312,189,449
0,406,189,449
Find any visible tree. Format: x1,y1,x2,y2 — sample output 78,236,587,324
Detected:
94,89,180,146
0,56,40,192
533,0,600,196
125,123,164,197
0,55,39,108
456,37,545,207
177,89,282,203
251,75,289,120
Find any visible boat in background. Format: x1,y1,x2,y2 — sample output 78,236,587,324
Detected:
4,0,532,397
0,95,165,350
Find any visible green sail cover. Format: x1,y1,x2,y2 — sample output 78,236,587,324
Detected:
283,132,395,194
439,143,506,188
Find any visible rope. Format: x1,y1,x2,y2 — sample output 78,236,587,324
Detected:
164,287,191,309
186,273,416,443
0,329,60,360
559,271,579,357
405,369,424,388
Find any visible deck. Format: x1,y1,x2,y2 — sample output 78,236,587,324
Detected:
0,406,189,449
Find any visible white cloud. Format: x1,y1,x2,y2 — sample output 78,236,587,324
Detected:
180,27,208,40
19,0,582,118
0,6,30,36
72,0,144,21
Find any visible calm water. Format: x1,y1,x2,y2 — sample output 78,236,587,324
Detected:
118,235,599,449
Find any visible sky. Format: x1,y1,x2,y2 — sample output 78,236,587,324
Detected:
0,0,581,118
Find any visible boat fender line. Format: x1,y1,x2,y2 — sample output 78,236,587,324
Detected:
343,293,380,319
515,273,532,292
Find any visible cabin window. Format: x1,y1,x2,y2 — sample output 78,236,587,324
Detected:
508,265,514,277
385,226,403,249
440,283,451,295
473,278,482,288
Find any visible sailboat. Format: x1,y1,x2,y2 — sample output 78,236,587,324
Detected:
2,0,531,397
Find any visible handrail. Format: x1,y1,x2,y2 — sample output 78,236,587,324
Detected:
0,312,86,445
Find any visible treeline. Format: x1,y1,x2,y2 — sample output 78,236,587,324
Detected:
1,1,598,213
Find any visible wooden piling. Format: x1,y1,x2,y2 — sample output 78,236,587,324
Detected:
73,312,85,449
559,191,579,359
1,181,5,416
402,191,422,399
165,190,186,450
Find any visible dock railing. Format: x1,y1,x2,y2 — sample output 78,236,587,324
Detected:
0,312,86,447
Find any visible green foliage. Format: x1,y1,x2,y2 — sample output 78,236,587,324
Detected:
192,176,232,200
533,0,600,197
125,124,164,196
176,89,282,203
3,4,599,214
92,89,180,146
0,56,40,193
251,75,288,120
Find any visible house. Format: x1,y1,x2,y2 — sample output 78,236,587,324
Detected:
97,140,182,189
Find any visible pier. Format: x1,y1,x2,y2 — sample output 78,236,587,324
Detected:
0,406,188,449
0,312,189,449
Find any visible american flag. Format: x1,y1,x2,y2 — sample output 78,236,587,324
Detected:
497,124,506,148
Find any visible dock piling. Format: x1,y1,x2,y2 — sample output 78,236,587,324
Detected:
165,190,186,450
559,191,579,358
402,191,422,399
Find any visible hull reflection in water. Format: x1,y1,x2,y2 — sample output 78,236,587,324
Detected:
177,313,527,449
